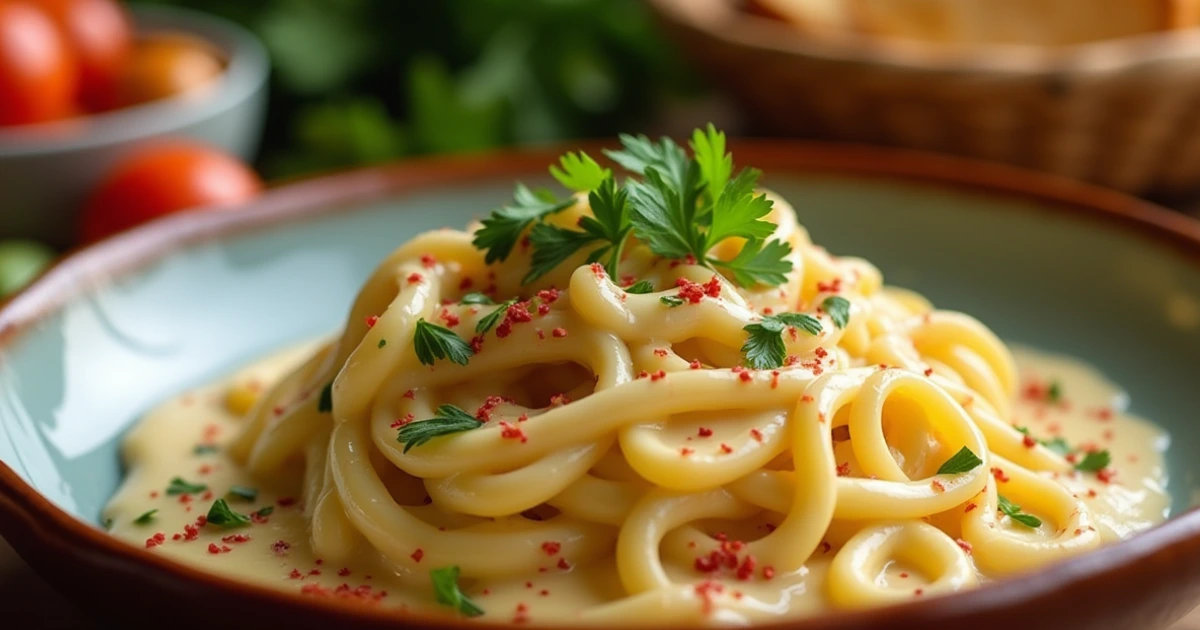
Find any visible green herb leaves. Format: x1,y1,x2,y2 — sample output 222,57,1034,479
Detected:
1074,450,1111,473
227,486,258,502
414,319,473,366
822,296,851,329
741,312,823,370
166,477,207,495
431,566,484,617
471,125,794,289
396,404,481,453
134,509,158,525
625,280,654,294
997,495,1042,528
460,292,494,305
476,298,517,335
936,446,983,475
207,499,251,528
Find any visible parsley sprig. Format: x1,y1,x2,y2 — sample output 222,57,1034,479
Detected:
997,495,1042,528
741,312,823,369
1074,450,1111,473
207,499,251,528
431,566,485,617
471,184,575,264
414,319,473,366
527,176,632,282
397,404,482,453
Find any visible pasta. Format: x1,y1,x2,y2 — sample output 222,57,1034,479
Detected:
104,128,1169,625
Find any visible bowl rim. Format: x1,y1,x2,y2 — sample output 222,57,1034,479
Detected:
0,3,269,156
649,0,1200,75
3,140,1200,629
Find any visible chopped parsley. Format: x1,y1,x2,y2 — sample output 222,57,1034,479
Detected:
1014,426,1074,456
193,444,219,455
459,292,494,305
378,338,387,349
226,485,258,502
431,566,485,617
206,499,251,528
396,404,482,453
166,477,207,495
255,506,274,517
660,295,684,308
413,319,473,366
476,298,517,335
1047,381,1063,403
741,312,823,369
625,280,654,294
1074,450,1112,473
134,509,158,525
822,296,851,329
936,446,983,475
997,495,1042,528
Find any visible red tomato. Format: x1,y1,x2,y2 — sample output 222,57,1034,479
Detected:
0,1,78,126
79,141,264,243
37,0,133,112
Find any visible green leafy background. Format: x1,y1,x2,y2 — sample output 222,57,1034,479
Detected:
141,0,704,178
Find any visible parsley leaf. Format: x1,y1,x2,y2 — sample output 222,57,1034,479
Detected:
227,486,258,502
526,223,602,284
413,319,473,366
578,176,633,275
1041,437,1072,456
460,292,494,305
476,298,517,335
690,123,731,201
712,238,793,287
193,444,219,455
431,566,484,617
741,313,823,369
1047,381,1063,403
627,164,704,261
1074,450,1111,473
134,509,158,525
397,404,482,453
660,295,684,307
822,296,851,329
625,280,654,294
471,184,575,264
166,477,207,495
936,446,983,475
378,339,387,349
255,506,274,517
997,495,1042,528
550,151,610,192
207,499,251,528
603,133,692,194
704,168,775,248
318,382,333,412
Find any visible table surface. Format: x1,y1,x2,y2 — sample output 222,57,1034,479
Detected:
1,535,1196,628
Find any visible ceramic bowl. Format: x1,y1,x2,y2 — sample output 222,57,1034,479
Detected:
2,142,1200,630
0,3,269,248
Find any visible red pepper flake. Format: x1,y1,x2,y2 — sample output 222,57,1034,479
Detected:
762,566,775,580
956,538,973,554
800,394,815,403
675,277,708,304
470,335,485,353
439,309,460,328
517,413,529,423
541,541,561,556
222,534,251,544
720,443,733,454
272,540,291,556
364,315,379,328
537,288,559,304
965,502,978,513
1097,468,1117,484
1022,434,1037,448
402,390,416,400
836,462,851,477
289,569,303,579
649,369,667,381
814,347,829,359
536,329,545,340
537,303,550,316
689,360,702,370
409,548,424,563
1090,407,1114,421
702,275,721,298
784,355,800,366
820,541,832,554
207,543,231,554
698,427,713,437
653,348,669,358
406,272,423,285
556,557,571,571
459,277,474,290
1103,429,1115,442
694,580,724,615
499,421,528,443
197,464,213,475
524,581,534,589
549,393,571,407
309,569,321,576
552,327,568,338
589,262,606,278
991,467,1010,483
737,370,753,383
816,278,842,293
513,602,530,624
149,490,159,499
144,533,166,548
178,493,193,505
924,368,934,377
203,424,220,441
680,447,694,456
750,429,764,442
914,589,925,597
390,413,415,429
420,254,437,268
899,572,909,578
1087,488,1098,498
337,567,351,577
476,396,506,421
735,555,757,580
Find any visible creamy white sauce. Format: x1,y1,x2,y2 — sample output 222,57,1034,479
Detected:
103,344,1169,622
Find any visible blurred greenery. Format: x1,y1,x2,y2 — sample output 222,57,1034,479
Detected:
138,0,703,179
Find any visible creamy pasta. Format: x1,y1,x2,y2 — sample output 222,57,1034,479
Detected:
104,129,1169,625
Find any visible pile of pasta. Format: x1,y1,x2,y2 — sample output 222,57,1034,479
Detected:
227,132,1098,622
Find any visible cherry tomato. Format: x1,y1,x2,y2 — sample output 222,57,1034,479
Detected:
37,0,133,112
79,141,263,244
117,31,223,108
0,1,78,126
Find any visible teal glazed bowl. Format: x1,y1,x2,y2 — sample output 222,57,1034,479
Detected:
2,142,1200,629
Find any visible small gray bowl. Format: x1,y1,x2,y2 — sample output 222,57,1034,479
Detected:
0,3,269,248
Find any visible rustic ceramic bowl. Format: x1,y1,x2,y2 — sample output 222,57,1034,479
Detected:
2,142,1200,629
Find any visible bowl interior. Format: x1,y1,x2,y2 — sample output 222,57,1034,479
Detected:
2,167,1199,524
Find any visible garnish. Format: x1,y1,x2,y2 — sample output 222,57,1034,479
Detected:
413,319,473,366
193,444,219,455
396,404,482,453
459,292,494,305
1074,450,1112,473
997,495,1042,528
690,124,731,201
318,382,333,413
471,184,575,264
936,446,983,475
1041,437,1072,456
206,499,251,528
660,295,684,308
1047,380,1063,403
740,312,823,370
227,485,258,502
134,509,158,525
476,298,517,335
430,566,485,617
378,339,387,349
550,151,611,192
822,296,850,329
166,477,207,496
625,280,654,294
255,506,274,517
102,518,113,530
526,176,632,282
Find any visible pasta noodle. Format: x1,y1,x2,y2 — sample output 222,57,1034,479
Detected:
104,130,1169,625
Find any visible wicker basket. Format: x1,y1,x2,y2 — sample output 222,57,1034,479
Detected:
649,0,1200,198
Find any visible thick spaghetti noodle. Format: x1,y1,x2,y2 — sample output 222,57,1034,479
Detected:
104,128,1169,625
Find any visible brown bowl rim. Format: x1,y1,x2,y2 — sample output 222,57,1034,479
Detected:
3,139,1200,628
649,0,1200,76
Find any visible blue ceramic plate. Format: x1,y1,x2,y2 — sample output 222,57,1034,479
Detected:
2,143,1199,630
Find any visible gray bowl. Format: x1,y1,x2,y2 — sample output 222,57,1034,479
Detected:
0,3,269,248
